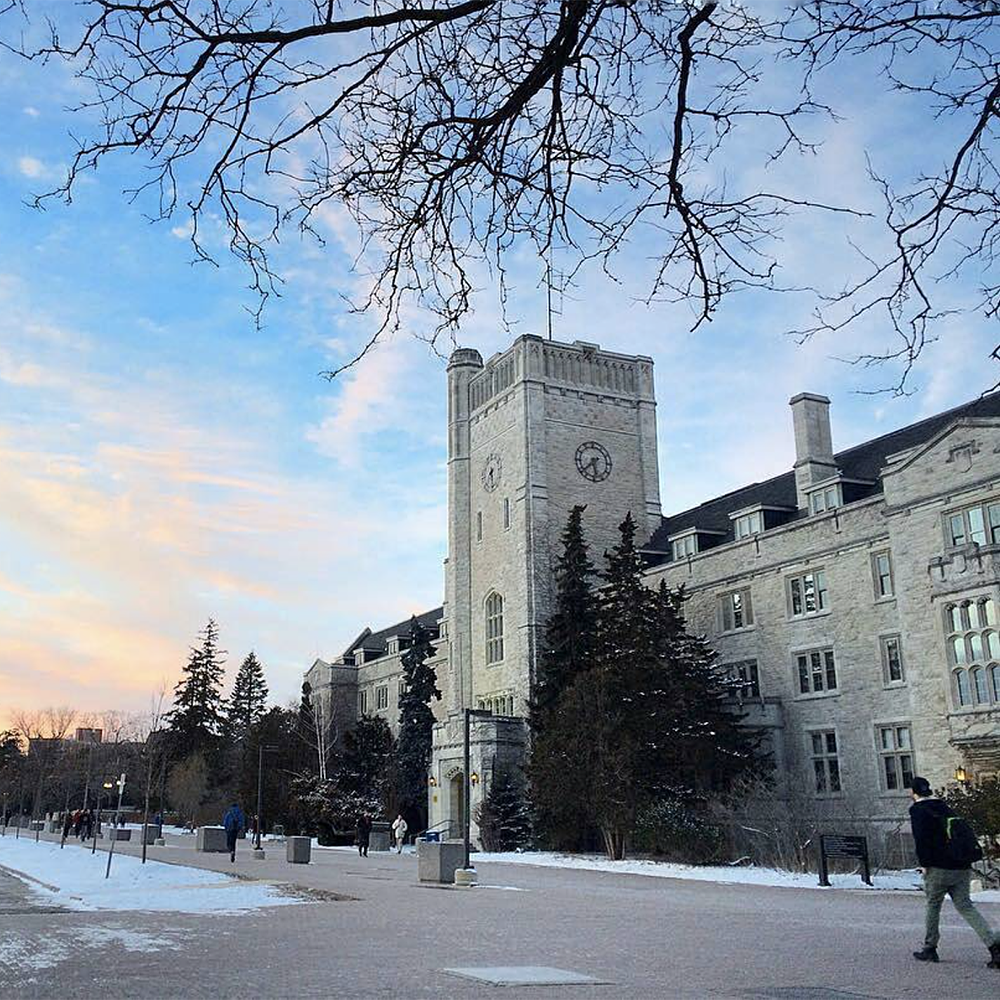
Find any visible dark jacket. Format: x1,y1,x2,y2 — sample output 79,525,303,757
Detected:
222,805,245,835
909,797,967,870
356,816,372,845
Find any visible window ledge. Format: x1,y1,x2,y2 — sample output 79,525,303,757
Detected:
788,609,832,622
812,792,846,800
882,681,908,691
873,596,897,605
795,691,841,702
719,625,757,636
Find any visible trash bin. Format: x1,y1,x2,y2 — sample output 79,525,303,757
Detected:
286,836,311,864
421,831,441,843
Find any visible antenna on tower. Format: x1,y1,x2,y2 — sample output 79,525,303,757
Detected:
541,249,573,341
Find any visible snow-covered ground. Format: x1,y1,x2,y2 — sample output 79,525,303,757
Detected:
0,837,307,913
479,850,928,892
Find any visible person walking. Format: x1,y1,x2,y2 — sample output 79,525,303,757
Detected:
356,814,372,858
391,814,408,853
80,808,93,841
909,775,1000,968
222,802,245,863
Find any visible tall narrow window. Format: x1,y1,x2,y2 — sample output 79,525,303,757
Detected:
503,497,511,530
810,730,842,795
872,551,894,599
881,635,905,686
485,592,504,664
359,690,369,715
796,648,837,696
788,570,828,617
476,511,483,542
877,725,914,792
719,588,753,632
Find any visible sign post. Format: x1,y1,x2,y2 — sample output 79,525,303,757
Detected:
819,834,872,887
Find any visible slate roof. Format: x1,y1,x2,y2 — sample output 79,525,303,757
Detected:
344,606,443,660
646,390,1000,564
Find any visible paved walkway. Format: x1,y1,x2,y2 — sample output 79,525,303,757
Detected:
0,829,997,999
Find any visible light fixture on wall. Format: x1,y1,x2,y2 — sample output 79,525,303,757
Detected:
954,766,969,784
470,772,480,786
428,775,438,788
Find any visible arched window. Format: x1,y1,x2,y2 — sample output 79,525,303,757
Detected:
962,600,975,629
988,632,1000,659
951,636,967,665
485,592,504,664
992,664,1000,701
984,597,998,626
948,605,962,632
970,633,985,661
973,668,989,704
955,669,971,706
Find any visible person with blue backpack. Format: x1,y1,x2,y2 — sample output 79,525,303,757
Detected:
222,802,245,864
909,775,999,968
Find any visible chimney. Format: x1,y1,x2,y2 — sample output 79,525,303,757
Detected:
790,392,837,509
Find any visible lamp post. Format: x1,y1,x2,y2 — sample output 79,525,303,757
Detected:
955,765,969,784
255,744,279,850
92,781,113,854
462,708,492,872
105,772,126,878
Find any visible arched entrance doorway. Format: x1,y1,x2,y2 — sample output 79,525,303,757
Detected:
448,773,464,840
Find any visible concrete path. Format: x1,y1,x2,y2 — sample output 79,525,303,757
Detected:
0,829,997,998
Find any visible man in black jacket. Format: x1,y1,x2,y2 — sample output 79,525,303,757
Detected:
909,775,999,967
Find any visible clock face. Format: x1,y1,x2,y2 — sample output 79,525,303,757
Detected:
575,441,612,483
481,453,502,492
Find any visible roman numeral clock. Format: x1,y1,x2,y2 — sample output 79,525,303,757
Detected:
575,441,612,482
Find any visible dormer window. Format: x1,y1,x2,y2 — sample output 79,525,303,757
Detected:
672,534,697,559
734,510,764,539
808,482,842,514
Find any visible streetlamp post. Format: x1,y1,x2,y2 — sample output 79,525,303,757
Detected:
255,744,279,850
463,708,492,872
92,781,113,855
105,773,126,878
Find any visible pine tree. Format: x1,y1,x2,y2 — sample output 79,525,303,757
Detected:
528,506,600,850
395,616,440,827
478,768,532,852
340,715,395,815
167,619,227,754
530,505,599,731
224,651,269,742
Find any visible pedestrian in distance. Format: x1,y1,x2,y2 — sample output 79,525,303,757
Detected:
222,802,245,863
391,814,408,853
909,775,1000,968
61,812,73,840
80,809,93,840
356,814,372,858
71,810,83,836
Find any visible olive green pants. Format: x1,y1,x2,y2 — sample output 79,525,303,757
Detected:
924,867,998,950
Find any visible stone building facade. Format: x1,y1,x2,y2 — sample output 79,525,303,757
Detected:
305,333,1000,849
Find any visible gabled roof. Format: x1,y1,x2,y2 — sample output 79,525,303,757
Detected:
343,606,443,660
646,390,1000,564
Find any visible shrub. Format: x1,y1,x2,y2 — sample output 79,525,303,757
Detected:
633,798,724,864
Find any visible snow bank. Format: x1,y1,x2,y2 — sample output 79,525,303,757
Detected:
479,850,925,891
0,837,306,913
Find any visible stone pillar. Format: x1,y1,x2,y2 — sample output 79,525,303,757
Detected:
790,392,838,509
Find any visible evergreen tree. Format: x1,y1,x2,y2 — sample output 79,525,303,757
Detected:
340,715,395,816
395,616,440,828
167,619,227,755
528,505,600,850
224,651,269,742
530,505,599,730
533,514,763,860
478,768,532,852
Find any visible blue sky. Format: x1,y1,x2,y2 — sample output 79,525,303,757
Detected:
1,6,998,720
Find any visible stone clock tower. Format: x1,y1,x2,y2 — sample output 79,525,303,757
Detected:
431,334,661,834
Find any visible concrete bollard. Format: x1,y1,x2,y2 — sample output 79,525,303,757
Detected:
454,867,478,887
195,826,229,853
417,839,465,883
286,836,311,864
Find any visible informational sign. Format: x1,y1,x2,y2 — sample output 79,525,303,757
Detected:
818,834,872,887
